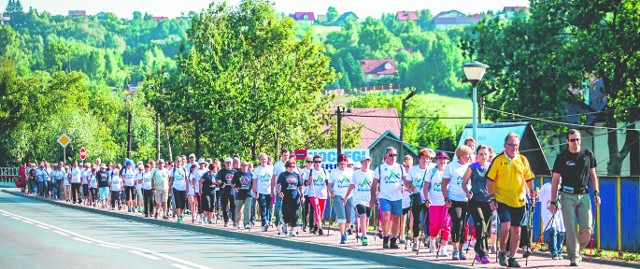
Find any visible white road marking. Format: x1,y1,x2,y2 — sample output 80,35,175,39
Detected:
0,208,210,269
11,216,20,220
172,263,193,269
73,237,92,243
98,243,121,249
36,224,50,229
1,213,9,216
22,220,33,224
129,250,161,260
54,230,69,236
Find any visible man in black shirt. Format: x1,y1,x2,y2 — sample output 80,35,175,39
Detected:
216,157,237,227
550,129,601,266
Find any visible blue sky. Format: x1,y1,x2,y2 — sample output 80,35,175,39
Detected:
3,0,530,19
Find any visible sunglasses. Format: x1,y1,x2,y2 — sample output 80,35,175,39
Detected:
306,161,313,163
313,160,322,163
505,143,519,147
569,138,581,142
286,166,295,168
387,154,397,157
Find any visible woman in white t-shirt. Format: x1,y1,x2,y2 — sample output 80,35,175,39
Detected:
408,149,435,251
252,153,274,231
110,164,123,210
307,155,328,235
424,151,451,255
135,163,144,213
187,164,200,223
89,167,98,206
328,154,354,244
346,155,373,245
122,161,137,212
300,156,314,233
442,145,473,260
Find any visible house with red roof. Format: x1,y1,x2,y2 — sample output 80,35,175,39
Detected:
290,12,315,24
396,11,418,21
360,59,398,83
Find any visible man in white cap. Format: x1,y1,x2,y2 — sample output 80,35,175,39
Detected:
185,153,197,172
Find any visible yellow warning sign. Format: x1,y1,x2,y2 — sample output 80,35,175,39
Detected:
57,134,71,147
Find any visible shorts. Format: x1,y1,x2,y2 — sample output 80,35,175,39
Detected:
355,204,371,217
173,188,186,209
402,207,410,215
124,186,135,201
99,187,109,201
333,195,354,224
379,198,403,216
496,202,526,227
154,190,168,203
202,193,215,212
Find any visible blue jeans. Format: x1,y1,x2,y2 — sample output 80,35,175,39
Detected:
258,194,273,227
274,196,282,225
547,227,566,257
38,181,45,196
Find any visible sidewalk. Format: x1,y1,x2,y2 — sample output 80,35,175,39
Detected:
5,189,639,269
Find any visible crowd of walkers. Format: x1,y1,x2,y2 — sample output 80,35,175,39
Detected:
17,129,600,268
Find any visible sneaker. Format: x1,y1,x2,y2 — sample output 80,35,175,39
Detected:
452,249,460,260
459,251,467,260
439,246,449,257
282,225,288,234
522,246,532,258
390,237,399,249
507,257,521,267
498,251,508,266
233,222,238,228
224,222,229,227
383,236,390,249
377,229,383,239
346,228,353,235
412,242,418,252
398,237,406,244
569,259,580,266
481,255,491,264
244,224,250,229
475,255,482,263
340,234,347,244
154,212,158,219
361,236,368,246
289,230,295,237
177,216,183,223
303,226,307,232
428,239,436,253
318,228,324,235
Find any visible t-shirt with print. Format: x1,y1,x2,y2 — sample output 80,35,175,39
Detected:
552,148,596,194
442,161,471,202
171,167,188,191
122,168,136,187
97,170,109,188
308,168,328,199
216,168,237,195
141,171,152,190
328,168,354,199
70,167,82,184
89,173,97,188
374,163,406,201
135,171,144,190
486,153,534,208
232,170,254,200
409,163,434,201
252,165,274,195
352,169,373,206
110,175,122,191
201,171,216,195
425,168,446,206
151,168,170,191
277,171,303,200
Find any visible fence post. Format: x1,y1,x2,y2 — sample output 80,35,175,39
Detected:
617,176,621,252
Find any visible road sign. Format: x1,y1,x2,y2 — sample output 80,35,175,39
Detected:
57,134,71,147
79,147,87,161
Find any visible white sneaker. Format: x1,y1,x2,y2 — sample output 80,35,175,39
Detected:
429,239,436,253
439,246,449,257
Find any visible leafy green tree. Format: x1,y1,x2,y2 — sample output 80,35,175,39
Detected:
358,17,403,58
335,58,351,90
343,52,365,88
327,6,338,22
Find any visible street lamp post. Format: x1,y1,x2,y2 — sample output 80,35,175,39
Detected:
462,61,489,143
123,93,133,159
336,106,351,158
399,90,417,159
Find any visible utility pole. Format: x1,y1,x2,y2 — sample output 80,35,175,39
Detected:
337,106,343,158
400,90,417,159
127,111,132,158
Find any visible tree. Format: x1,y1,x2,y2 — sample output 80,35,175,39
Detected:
335,58,351,90
155,0,344,160
465,0,640,175
327,6,338,22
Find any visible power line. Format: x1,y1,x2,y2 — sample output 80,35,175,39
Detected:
343,114,472,120
485,107,640,131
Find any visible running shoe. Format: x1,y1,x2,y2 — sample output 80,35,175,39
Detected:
398,237,406,244
318,228,323,235
412,242,418,252
389,238,399,249
177,216,183,223
282,226,288,234
303,226,307,232
481,255,491,264
346,227,353,235
361,236,368,246
289,230,295,237
261,226,267,232
340,234,347,244
459,251,466,260
452,249,460,260
224,222,229,227
383,236,390,249
244,224,250,229
498,251,508,266
507,257,521,267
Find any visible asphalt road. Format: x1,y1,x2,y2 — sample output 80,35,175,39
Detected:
0,191,395,269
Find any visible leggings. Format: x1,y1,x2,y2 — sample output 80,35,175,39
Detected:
448,200,469,243
282,196,300,227
90,187,98,203
410,194,428,237
303,195,315,228
468,199,492,256
309,197,326,226
111,191,121,209
429,205,451,241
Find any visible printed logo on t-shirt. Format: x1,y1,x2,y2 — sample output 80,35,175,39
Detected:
260,173,270,182
455,175,463,185
286,176,298,190
337,176,350,188
384,170,400,184
565,161,576,167
240,176,251,189
226,173,233,181
357,179,371,192
432,182,442,192
314,174,325,186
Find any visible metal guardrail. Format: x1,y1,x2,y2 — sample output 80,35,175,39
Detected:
0,167,19,182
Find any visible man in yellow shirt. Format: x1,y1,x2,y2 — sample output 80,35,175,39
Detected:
486,133,535,268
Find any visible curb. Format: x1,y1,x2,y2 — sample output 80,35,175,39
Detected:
3,189,467,269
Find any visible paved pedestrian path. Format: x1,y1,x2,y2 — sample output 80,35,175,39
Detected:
5,189,639,269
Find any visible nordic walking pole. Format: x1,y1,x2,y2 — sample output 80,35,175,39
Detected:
533,213,555,250
327,195,333,237
373,202,377,241
589,207,597,261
